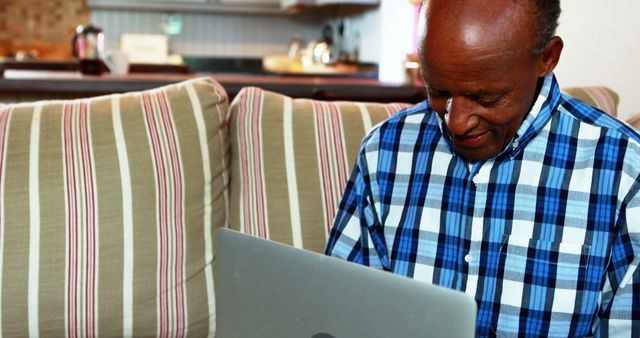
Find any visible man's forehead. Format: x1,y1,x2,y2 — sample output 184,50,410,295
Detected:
424,0,535,35
423,0,537,57
424,79,506,97
426,0,533,14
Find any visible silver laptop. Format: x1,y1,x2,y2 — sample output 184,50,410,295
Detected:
215,229,477,338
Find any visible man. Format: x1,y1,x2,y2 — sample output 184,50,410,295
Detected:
325,0,640,337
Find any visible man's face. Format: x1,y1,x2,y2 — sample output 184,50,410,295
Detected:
420,1,547,162
423,48,541,162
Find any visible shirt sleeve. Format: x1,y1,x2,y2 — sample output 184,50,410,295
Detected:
325,144,390,271
595,185,640,337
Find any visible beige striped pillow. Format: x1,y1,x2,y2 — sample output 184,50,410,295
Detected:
228,87,408,253
0,77,228,337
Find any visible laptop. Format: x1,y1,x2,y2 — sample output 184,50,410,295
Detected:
215,229,477,338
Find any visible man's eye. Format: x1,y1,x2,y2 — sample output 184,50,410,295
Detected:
476,97,498,106
427,87,446,98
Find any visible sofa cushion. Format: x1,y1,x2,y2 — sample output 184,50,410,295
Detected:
562,86,619,117
627,112,640,130
228,87,408,253
0,77,228,337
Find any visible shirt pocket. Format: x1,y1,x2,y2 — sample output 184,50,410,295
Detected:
500,234,591,284
493,234,592,337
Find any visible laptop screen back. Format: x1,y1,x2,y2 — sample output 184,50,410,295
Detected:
215,229,477,338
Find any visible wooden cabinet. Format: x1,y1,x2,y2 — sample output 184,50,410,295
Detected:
0,0,89,60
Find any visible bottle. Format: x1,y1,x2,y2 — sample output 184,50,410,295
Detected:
72,24,106,75
288,33,303,59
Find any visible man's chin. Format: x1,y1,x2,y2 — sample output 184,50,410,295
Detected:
454,147,499,163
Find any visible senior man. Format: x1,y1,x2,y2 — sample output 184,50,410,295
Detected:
326,0,640,336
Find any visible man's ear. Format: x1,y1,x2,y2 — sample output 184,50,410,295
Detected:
537,36,564,77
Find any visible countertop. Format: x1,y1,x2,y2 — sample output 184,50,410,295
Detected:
0,69,427,103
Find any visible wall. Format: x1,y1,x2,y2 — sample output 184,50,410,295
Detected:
90,9,328,57
344,0,415,82
554,0,640,118
376,0,414,83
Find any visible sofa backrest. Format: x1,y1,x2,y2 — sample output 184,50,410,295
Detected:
0,77,227,337
228,87,409,253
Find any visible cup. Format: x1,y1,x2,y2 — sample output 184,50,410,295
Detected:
103,50,130,76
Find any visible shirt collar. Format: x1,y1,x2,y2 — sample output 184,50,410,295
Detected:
434,72,562,162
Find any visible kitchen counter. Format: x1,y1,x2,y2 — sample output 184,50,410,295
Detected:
0,70,427,103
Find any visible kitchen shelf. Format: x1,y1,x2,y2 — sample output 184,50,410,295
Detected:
88,0,378,14
0,70,427,104
88,0,294,15
1,60,190,74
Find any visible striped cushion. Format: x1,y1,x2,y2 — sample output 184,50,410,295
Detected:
0,77,228,337
228,87,408,253
562,86,619,117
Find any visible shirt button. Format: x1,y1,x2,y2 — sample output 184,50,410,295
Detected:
513,139,520,148
464,254,472,263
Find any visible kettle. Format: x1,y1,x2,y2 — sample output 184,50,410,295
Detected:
72,24,105,75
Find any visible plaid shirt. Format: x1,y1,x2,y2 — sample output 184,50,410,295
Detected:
325,74,640,337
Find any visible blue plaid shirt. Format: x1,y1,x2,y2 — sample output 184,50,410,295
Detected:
325,74,640,337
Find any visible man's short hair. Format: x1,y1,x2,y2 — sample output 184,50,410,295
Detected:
532,0,561,55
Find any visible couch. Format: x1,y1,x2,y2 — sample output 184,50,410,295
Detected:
0,76,631,337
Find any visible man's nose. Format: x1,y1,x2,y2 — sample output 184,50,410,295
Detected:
445,97,480,135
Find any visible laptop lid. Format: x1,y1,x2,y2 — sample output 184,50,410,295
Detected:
215,229,477,338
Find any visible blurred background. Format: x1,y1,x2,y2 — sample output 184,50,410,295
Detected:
0,0,638,116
